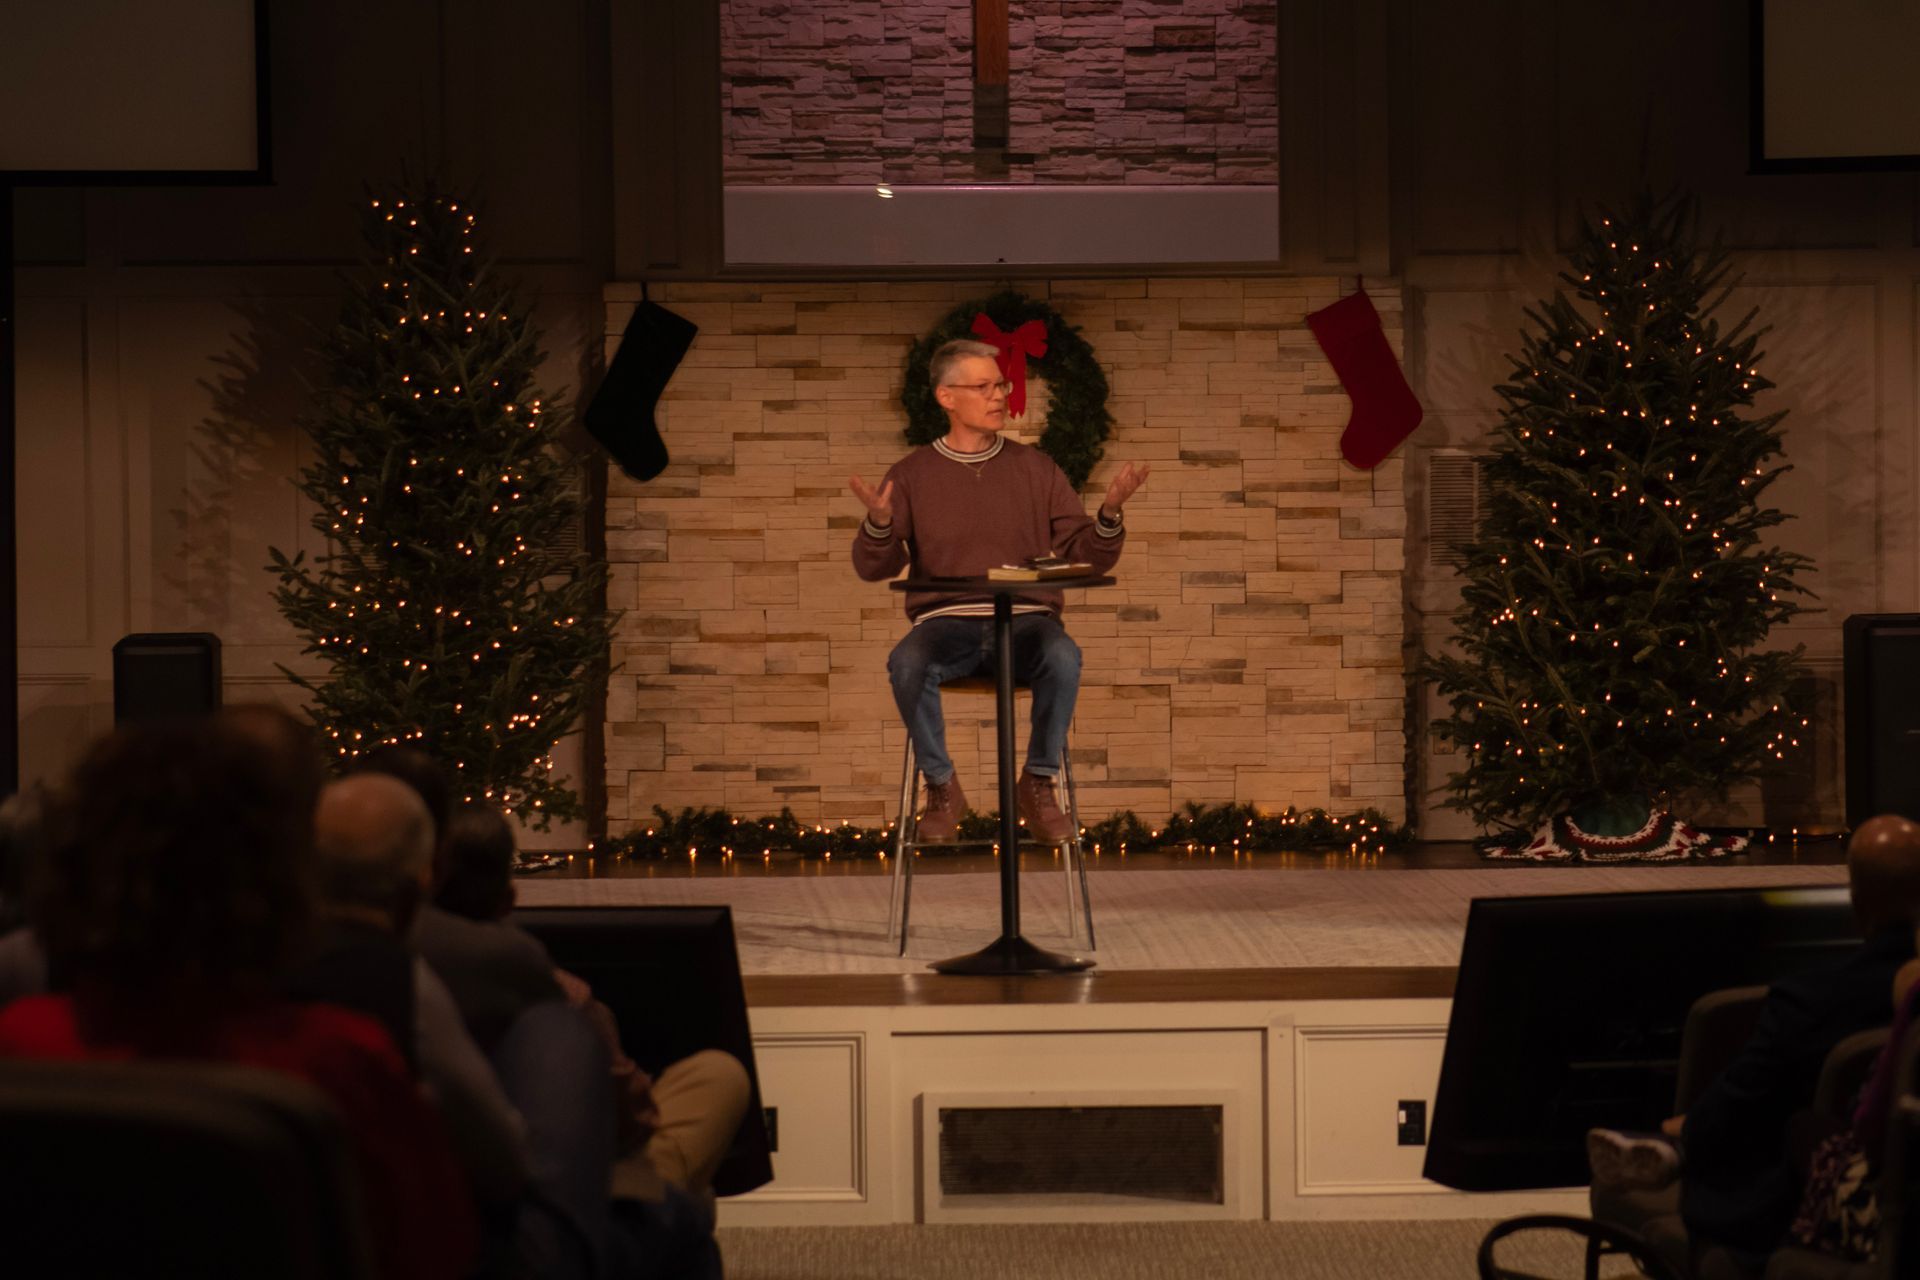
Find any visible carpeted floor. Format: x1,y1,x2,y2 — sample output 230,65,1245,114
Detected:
714,1219,1614,1280
516,863,1846,975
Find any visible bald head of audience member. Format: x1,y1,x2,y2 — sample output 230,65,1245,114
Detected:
313,774,437,934
1848,814,1920,936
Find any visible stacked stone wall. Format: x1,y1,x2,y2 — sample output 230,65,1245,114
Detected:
722,1,1279,185
601,278,1406,832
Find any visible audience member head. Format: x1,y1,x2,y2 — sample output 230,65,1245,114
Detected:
352,745,453,882
217,702,328,826
312,774,436,933
437,803,519,922
33,718,313,1001
1847,814,1920,936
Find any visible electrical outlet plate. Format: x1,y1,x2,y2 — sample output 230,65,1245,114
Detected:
1396,1099,1426,1146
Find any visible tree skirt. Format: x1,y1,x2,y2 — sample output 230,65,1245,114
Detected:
1484,810,1749,862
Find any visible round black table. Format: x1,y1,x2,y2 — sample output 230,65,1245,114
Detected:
890,574,1115,975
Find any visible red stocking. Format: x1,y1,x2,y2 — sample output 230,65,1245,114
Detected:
1306,288,1424,470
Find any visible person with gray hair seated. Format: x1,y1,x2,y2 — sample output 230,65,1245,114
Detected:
293,774,532,1214
352,745,566,1051
301,774,666,1279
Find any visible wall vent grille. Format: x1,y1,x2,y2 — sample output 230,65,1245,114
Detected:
546,469,589,560
1427,451,1490,569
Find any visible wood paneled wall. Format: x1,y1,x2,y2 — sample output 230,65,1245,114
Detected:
11,0,614,845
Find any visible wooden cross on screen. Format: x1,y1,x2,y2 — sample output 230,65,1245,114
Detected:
973,0,1008,148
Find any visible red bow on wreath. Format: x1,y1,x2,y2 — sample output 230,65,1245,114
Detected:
970,313,1048,419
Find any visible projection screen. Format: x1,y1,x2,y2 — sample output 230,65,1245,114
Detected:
0,0,265,178
1754,0,1920,171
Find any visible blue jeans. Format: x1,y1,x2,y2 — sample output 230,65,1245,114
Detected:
491,1002,614,1280
886,613,1082,786
492,1002,718,1280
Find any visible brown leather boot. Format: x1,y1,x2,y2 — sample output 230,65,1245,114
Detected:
916,775,967,843
1016,771,1073,842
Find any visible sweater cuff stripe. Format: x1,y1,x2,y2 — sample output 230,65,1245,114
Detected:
1094,516,1124,538
861,518,894,540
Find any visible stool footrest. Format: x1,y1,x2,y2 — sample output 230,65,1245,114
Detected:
897,839,1085,852
888,720,1096,957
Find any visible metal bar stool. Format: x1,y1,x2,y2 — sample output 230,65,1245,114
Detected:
885,677,1095,956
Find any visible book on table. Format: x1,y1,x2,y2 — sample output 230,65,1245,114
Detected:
987,556,1094,582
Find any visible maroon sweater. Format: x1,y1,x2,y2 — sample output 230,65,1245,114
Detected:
851,436,1125,622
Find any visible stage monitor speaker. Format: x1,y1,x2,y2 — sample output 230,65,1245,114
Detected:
1844,613,1920,827
512,905,773,1197
112,633,222,725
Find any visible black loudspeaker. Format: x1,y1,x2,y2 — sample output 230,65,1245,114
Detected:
111,633,222,724
1844,614,1920,826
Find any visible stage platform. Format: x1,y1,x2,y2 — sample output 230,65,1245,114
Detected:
515,859,1848,989
519,859,1847,1228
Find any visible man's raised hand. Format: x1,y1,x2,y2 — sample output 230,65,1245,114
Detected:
1100,462,1150,519
849,474,895,527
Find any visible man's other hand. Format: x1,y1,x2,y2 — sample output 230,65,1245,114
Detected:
1100,462,1150,520
849,474,895,527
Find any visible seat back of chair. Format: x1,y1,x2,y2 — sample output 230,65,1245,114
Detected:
1675,985,1770,1113
0,1058,376,1279
1873,1021,1920,1279
1815,1028,1891,1124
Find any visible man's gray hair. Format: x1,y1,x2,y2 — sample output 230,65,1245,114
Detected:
929,339,1001,389
313,775,434,911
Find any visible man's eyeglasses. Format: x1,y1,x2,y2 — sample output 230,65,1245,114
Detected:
945,379,1014,398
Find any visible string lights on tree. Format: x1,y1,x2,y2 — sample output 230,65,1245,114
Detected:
1420,191,1813,853
269,181,616,826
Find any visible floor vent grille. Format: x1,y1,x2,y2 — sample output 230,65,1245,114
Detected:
937,1105,1223,1203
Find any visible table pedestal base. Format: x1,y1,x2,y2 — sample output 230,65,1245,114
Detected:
930,933,1093,975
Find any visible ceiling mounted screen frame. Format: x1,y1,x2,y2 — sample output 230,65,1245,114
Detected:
1748,0,1920,175
716,0,1281,270
0,0,272,187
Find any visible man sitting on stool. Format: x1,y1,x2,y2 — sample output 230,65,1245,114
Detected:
850,337,1148,842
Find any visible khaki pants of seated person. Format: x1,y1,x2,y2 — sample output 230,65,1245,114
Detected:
612,1048,753,1206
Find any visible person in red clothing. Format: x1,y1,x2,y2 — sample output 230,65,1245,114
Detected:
0,717,478,1280
849,338,1148,841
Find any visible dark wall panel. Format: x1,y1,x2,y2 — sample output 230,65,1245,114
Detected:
1278,0,1388,273
112,0,441,264
444,0,607,266
1402,0,1525,256
1550,0,1893,252
101,0,608,268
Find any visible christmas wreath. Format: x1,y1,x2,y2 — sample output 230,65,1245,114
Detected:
900,288,1114,490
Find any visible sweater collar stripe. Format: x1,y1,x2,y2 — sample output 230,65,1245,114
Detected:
932,435,1005,464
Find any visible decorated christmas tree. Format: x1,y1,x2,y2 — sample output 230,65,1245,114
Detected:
269,183,615,826
1422,192,1812,851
